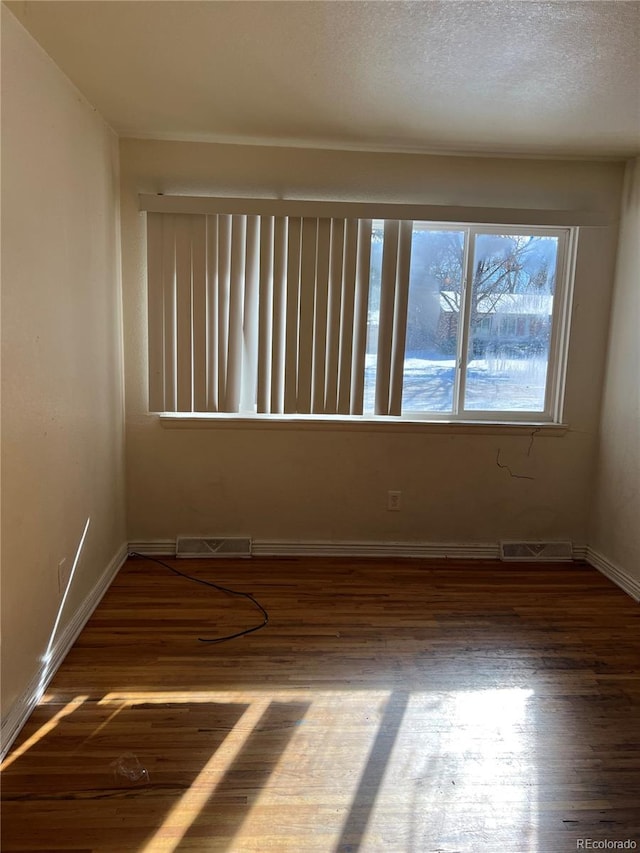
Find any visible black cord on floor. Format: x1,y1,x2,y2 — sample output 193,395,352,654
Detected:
128,552,269,644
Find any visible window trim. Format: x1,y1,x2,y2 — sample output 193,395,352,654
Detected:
139,193,605,227
157,412,569,436
142,197,581,427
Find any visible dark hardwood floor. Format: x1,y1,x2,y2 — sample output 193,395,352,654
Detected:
2,556,639,852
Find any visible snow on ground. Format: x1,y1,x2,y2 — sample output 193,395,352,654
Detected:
363,354,547,413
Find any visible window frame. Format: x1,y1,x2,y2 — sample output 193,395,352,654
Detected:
391,223,576,424
141,194,580,428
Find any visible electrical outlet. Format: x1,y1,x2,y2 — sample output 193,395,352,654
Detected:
58,558,71,594
387,490,402,511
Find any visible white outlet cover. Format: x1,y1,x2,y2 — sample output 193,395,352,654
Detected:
387,491,402,511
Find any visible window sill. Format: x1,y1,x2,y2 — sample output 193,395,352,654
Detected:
156,413,568,436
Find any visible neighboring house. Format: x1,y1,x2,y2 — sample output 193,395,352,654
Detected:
438,292,554,357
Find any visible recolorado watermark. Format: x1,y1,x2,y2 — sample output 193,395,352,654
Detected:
576,841,637,850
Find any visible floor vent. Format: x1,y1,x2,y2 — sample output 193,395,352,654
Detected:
175,537,252,558
500,540,573,561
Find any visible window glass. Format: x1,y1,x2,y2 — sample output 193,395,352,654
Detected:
402,227,465,413
363,220,384,413
464,234,559,412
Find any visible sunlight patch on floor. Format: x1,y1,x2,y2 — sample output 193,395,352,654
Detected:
141,698,272,852
92,687,537,853
0,696,88,771
354,688,538,852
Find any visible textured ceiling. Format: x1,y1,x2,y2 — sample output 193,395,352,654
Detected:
6,0,640,157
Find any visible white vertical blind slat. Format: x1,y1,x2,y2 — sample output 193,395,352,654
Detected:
284,217,301,413
191,215,207,412
206,215,219,412
241,215,260,412
175,214,193,412
375,219,400,415
350,218,373,415
271,217,287,414
297,217,317,413
161,215,177,412
226,215,247,413
217,215,232,410
324,218,345,415
389,220,413,416
257,216,274,413
337,219,358,415
312,218,331,413
146,212,165,412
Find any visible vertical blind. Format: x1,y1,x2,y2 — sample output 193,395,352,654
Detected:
146,211,412,416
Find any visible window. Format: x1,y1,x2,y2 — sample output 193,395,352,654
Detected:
144,198,575,424
367,224,570,419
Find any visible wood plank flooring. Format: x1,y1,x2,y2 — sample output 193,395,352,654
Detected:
2,556,640,852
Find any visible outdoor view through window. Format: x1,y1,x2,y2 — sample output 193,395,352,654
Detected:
364,223,562,416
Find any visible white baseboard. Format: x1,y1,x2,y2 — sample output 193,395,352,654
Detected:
256,540,593,560
252,539,501,558
129,538,589,561
128,539,176,556
586,547,640,602
572,543,588,561
1,542,129,761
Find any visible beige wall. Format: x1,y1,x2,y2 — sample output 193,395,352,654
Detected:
120,139,624,547
591,158,640,580
1,8,126,720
